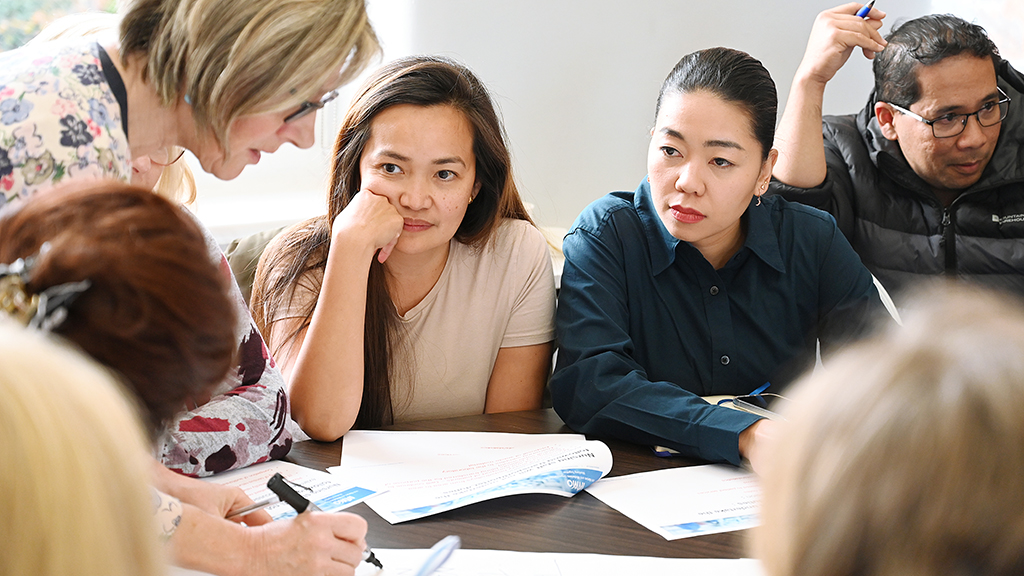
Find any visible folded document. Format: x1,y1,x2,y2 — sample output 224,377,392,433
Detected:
331,431,612,524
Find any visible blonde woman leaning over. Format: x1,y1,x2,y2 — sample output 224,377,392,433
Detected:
757,283,1024,576
253,56,556,440
0,323,164,576
0,0,380,476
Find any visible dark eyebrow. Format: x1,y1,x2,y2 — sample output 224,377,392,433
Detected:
375,150,466,167
933,90,1002,116
379,150,411,162
433,157,466,167
704,139,745,151
659,128,745,152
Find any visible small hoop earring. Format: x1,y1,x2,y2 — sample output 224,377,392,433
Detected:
756,194,763,207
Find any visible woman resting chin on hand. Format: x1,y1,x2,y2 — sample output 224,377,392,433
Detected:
253,56,557,441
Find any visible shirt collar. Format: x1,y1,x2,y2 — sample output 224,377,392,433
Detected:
635,177,786,275
744,195,786,274
634,177,680,276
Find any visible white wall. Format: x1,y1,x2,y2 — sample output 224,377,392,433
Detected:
191,0,941,243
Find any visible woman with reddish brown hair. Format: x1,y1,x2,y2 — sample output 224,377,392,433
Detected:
0,181,370,576
0,181,236,439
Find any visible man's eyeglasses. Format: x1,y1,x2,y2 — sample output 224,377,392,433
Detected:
887,87,1011,139
284,88,342,123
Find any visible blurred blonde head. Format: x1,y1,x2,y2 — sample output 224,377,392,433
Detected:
0,322,165,576
757,282,1024,576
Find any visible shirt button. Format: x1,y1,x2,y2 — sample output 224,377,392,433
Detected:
720,355,730,365
710,286,719,295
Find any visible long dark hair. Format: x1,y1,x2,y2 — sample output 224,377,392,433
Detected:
252,55,531,428
656,47,777,160
0,182,236,440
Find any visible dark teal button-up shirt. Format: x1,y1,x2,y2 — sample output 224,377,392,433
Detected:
550,179,883,465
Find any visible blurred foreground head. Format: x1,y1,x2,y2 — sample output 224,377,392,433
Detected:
758,282,1024,576
0,322,164,576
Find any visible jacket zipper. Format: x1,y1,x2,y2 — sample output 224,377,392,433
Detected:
941,207,957,275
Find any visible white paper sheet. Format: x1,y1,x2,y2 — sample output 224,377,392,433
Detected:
330,431,612,523
585,464,759,540
206,460,380,520
353,549,765,576
170,550,763,576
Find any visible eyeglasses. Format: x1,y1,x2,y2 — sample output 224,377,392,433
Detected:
284,88,342,123
887,87,1010,138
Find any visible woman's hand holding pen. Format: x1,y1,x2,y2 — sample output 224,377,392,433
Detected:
331,188,404,264
242,511,370,576
151,460,273,525
796,2,887,87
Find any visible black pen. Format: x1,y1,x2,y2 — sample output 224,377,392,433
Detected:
266,473,383,569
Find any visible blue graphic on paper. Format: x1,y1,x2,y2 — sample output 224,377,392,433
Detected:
271,486,377,520
390,467,603,521
661,514,759,537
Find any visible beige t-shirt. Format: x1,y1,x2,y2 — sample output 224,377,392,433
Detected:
277,219,556,422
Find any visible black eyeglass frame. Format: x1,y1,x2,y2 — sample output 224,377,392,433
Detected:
284,88,342,123
886,87,1011,139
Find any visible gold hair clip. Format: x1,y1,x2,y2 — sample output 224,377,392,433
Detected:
0,248,91,331
0,257,40,326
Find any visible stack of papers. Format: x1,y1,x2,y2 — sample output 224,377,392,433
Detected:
330,431,612,523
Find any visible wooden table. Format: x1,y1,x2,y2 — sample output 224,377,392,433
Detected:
287,408,749,558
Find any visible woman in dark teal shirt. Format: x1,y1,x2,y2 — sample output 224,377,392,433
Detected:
550,47,884,470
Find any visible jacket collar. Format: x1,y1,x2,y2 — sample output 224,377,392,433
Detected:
635,178,786,275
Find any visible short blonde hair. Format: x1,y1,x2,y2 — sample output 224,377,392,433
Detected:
0,322,165,576
152,147,197,206
27,12,198,206
119,0,380,150
757,282,1024,576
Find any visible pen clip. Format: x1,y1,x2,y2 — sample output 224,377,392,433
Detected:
225,496,277,519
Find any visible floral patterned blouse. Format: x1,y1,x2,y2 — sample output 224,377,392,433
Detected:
0,40,129,205
0,40,293,477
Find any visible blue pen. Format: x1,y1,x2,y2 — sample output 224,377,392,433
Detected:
855,0,876,19
749,382,771,396
266,473,383,569
414,535,461,576
717,382,770,407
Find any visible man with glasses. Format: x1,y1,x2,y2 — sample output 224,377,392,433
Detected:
769,5,1024,301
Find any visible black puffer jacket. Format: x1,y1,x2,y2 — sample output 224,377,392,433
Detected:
769,59,1024,303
